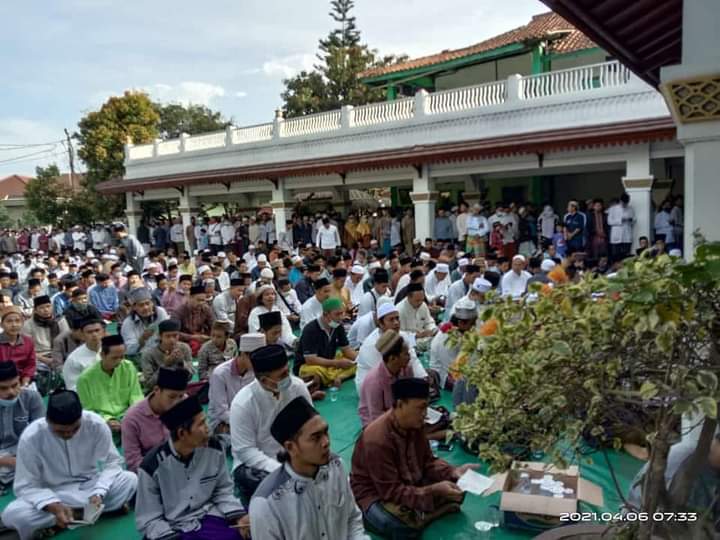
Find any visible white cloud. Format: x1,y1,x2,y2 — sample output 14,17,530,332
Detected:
235,91,248,98
148,81,226,107
261,54,316,79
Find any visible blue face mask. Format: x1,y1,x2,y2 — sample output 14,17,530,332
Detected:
0,396,18,408
276,376,292,392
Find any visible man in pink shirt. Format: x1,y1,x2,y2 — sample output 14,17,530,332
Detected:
121,367,188,472
358,330,412,427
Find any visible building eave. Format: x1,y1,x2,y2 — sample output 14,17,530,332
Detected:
98,117,675,195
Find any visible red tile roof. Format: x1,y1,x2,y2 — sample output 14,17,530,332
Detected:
0,173,83,199
0,175,31,199
361,12,597,80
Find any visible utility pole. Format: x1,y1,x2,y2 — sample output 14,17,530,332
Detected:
64,128,75,190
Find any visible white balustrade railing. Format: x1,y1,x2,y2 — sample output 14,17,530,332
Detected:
232,123,274,144
427,80,507,114
281,110,341,137
521,60,630,100
126,61,640,162
184,131,227,152
156,139,180,156
353,97,415,127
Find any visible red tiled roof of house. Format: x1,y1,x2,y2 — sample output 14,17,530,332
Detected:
361,12,597,79
0,172,83,199
0,175,31,199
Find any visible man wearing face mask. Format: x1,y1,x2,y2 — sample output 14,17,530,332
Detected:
229,344,312,506
296,297,357,388
0,361,44,492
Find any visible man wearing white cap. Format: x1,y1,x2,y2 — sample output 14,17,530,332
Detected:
527,258,556,287
347,297,392,350
251,254,268,281
355,302,427,393
423,263,451,303
345,265,366,308
444,263,481,320
249,267,275,295
429,299,477,389
243,244,257,272
208,333,265,440
449,277,492,319
501,255,532,299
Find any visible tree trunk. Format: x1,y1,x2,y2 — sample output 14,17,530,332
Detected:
637,436,670,540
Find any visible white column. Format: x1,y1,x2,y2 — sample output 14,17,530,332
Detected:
271,178,291,236
410,165,437,242
125,193,142,238
622,144,654,250
178,190,198,250
660,0,720,260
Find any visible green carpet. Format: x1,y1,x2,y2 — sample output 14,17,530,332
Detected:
0,338,646,539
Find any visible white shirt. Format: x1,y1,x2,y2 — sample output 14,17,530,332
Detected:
429,330,460,388
230,378,312,473
62,344,100,391
12,411,127,511
169,224,184,243
300,296,323,330
355,328,426,393
220,222,236,244
344,278,365,307
316,225,340,250
424,271,451,301
248,306,296,348
607,203,635,245
212,290,237,325
276,289,302,319
357,289,389,318
654,211,674,244
208,223,223,245
445,278,471,319
397,298,436,335
500,270,531,299
347,312,376,349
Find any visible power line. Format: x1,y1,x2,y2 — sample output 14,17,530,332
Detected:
0,140,63,150
0,146,62,166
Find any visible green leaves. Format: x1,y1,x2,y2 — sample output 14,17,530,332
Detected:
551,341,572,356
694,397,718,419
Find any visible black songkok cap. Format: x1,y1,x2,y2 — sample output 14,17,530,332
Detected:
374,269,389,284
465,264,481,273
406,283,424,293
391,377,430,401
270,397,319,445
258,311,282,330
230,278,243,287
101,334,124,348
79,317,103,330
249,344,287,374
47,390,83,425
157,367,189,390
159,395,202,431
33,295,51,308
158,319,181,334
399,256,412,266
0,361,18,381
189,285,205,296
313,277,330,289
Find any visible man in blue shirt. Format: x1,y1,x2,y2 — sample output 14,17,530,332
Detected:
89,273,119,319
51,279,77,318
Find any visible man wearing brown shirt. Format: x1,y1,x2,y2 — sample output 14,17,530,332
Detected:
350,378,477,538
176,285,215,356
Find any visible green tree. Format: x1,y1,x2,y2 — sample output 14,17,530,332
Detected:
281,1,407,117
76,91,160,218
24,164,68,225
0,204,13,228
156,103,230,140
453,248,720,539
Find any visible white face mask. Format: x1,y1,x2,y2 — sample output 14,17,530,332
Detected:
328,320,340,329
0,396,18,408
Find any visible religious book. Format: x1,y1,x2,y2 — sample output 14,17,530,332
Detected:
68,503,104,528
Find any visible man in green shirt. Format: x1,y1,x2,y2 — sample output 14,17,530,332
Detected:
77,334,144,434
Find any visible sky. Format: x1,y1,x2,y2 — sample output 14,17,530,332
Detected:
0,0,546,178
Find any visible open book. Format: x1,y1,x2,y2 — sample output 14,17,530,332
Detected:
68,503,104,528
425,407,443,425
